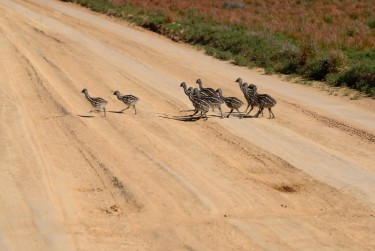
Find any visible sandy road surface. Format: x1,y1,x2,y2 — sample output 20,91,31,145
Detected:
0,0,374,250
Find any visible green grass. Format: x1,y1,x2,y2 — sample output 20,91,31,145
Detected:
64,0,374,97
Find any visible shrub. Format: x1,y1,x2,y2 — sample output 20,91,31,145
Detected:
325,73,339,86
205,46,217,56
327,50,347,73
276,61,298,74
334,65,375,96
141,12,166,31
272,43,299,74
297,42,317,66
368,18,375,29
349,13,359,20
233,55,250,66
323,15,333,24
346,27,355,37
205,46,232,60
76,0,113,12
216,50,233,60
303,58,329,80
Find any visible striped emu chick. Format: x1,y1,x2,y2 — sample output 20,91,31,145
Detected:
81,88,108,117
235,78,256,114
216,88,244,119
113,90,139,114
200,93,224,118
247,84,277,119
243,83,263,117
189,88,210,119
196,79,218,97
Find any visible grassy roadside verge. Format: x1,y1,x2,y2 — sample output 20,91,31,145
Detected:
61,0,375,97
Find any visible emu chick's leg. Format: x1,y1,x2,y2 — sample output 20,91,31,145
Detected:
269,108,275,119
254,102,265,118
247,104,254,115
219,107,224,118
121,106,130,112
226,109,234,118
203,111,208,120
254,103,264,118
133,105,137,114
190,109,198,117
199,110,206,119
236,108,243,119
103,108,106,117
244,104,250,113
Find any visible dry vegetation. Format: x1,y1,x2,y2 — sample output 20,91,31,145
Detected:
114,0,375,50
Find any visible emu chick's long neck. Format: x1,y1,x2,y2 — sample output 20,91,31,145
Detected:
236,79,244,91
115,92,122,99
84,92,94,103
239,82,246,95
218,91,225,101
181,85,188,95
197,81,203,90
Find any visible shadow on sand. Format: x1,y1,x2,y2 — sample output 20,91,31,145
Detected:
77,109,134,117
76,114,96,118
158,114,205,122
157,111,254,122
107,110,125,114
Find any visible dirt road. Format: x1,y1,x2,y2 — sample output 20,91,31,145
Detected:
0,0,374,250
